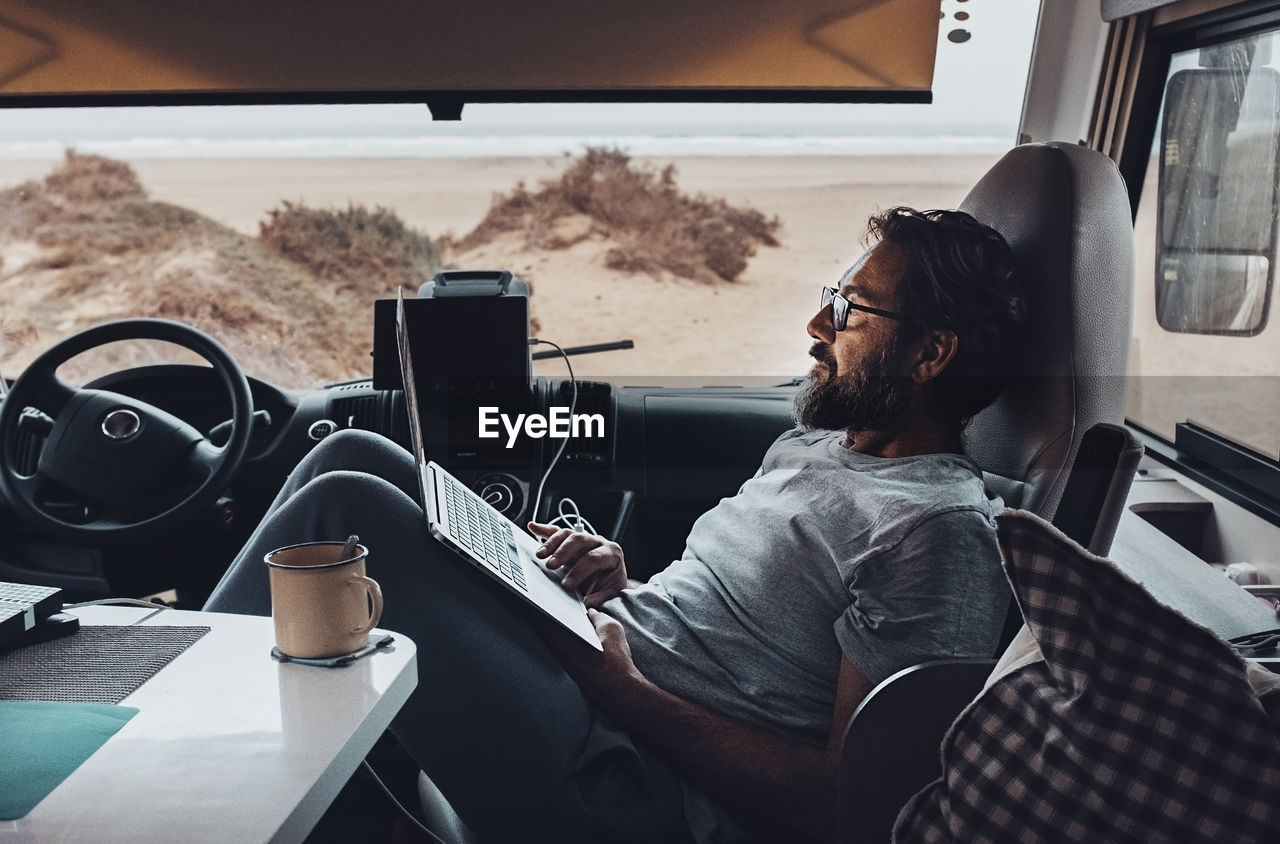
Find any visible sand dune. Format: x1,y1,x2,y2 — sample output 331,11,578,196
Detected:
0,154,1001,386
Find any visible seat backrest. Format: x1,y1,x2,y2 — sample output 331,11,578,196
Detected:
837,147,1142,843
959,142,1134,521
993,420,1143,653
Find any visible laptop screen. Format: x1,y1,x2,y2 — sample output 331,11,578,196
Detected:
380,292,535,465
395,288,430,504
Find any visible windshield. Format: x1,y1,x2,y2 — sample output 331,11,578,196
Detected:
0,3,1038,390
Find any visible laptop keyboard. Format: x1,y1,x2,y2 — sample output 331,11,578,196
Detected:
441,474,528,592
0,582,64,649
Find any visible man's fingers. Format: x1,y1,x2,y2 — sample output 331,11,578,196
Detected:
532,527,574,563
527,521,556,536
560,548,619,588
587,608,624,643
587,608,616,634
541,532,600,568
560,556,599,587
528,522,569,552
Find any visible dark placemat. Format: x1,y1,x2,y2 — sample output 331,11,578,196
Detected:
0,625,210,704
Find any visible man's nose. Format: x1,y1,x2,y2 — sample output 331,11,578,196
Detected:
807,305,835,343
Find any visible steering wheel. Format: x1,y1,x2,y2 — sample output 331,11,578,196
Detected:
0,319,253,544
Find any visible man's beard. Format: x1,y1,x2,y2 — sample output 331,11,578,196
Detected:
793,336,912,433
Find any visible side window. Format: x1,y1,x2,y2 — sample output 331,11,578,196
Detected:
1157,53,1280,335
1130,30,1280,460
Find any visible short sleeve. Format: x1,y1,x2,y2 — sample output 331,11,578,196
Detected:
833,508,1007,687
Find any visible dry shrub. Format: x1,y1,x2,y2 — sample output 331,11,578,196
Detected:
150,275,273,329
0,180,60,239
258,201,444,296
452,147,780,283
36,249,92,270
50,264,111,298
31,201,198,259
43,150,147,203
0,152,383,385
1,319,38,353
0,156,177,259
118,200,204,231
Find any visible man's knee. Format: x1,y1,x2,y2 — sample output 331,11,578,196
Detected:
317,427,385,452
288,430,421,502
298,428,404,475
292,470,415,524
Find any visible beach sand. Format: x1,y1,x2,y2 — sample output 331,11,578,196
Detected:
0,154,1000,382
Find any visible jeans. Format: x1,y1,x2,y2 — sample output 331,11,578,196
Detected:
204,429,697,842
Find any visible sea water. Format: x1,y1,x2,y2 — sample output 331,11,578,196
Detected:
0,103,1014,160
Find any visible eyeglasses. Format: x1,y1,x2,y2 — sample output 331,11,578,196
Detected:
820,286,904,331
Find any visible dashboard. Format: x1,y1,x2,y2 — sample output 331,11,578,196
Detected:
0,363,799,600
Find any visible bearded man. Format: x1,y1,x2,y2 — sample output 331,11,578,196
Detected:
207,206,1026,843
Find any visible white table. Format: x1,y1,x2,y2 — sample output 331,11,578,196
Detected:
1,606,417,843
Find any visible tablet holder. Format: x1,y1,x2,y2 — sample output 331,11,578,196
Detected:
373,270,534,466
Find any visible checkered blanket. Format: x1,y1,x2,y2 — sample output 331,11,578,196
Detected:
895,509,1280,843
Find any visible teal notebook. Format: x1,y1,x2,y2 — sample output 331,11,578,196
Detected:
0,700,139,820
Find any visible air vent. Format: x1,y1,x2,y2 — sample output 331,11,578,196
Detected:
331,394,386,435
333,380,374,392
557,381,612,465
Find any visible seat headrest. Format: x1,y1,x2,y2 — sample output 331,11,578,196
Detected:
960,142,1134,518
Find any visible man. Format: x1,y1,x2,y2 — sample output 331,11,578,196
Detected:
206,206,1024,842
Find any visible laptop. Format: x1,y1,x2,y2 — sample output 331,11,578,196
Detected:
0,581,78,650
395,289,601,649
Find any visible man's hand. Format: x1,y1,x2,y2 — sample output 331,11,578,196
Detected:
527,521,629,607
541,608,844,841
547,608,646,711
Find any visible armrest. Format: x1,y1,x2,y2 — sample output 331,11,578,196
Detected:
837,658,996,844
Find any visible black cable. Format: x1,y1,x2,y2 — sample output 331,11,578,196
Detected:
361,759,449,844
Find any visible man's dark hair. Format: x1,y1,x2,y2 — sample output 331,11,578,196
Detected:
867,206,1025,426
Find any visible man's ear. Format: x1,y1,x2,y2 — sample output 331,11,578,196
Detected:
910,329,959,384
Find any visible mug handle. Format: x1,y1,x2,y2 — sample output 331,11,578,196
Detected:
348,575,384,635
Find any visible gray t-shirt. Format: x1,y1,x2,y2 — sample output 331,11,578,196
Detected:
606,427,1008,743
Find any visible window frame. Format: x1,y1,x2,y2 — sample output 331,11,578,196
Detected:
1113,0,1280,523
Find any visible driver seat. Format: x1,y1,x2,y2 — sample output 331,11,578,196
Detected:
836,141,1139,842
963,141,1136,653
960,141,1134,521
